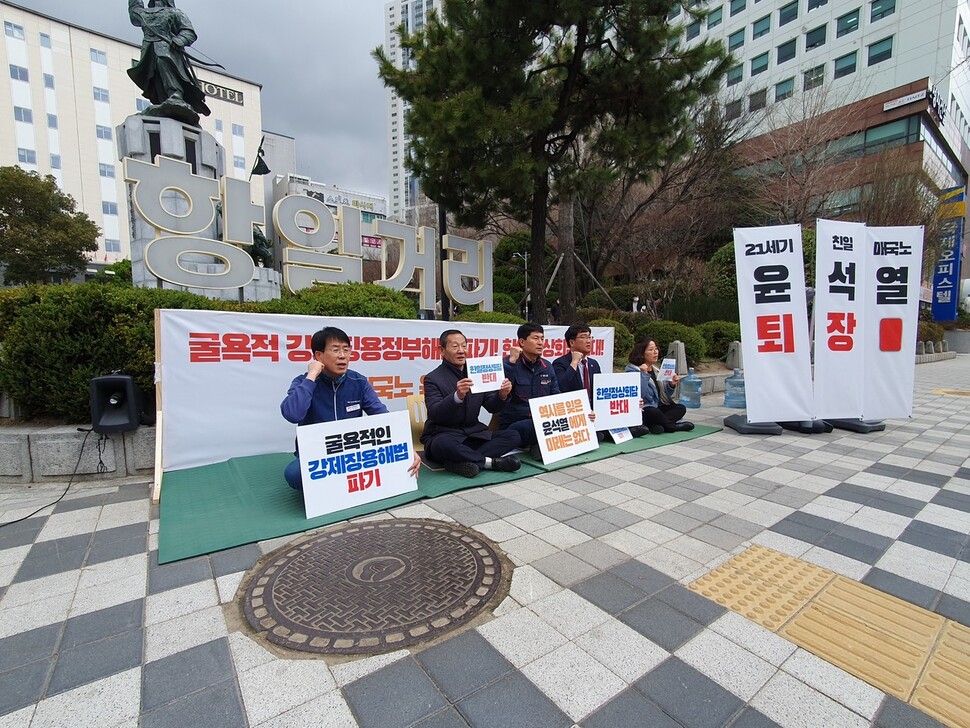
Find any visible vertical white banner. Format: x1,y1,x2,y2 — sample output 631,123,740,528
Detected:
813,219,867,419
862,226,924,420
734,225,813,422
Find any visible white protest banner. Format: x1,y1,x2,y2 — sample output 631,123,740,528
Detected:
658,358,677,382
467,356,504,393
158,311,614,472
529,391,598,464
862,226,924,420
296,410,417,519
591,372,642,430
813,219,867,419
734,225,814,422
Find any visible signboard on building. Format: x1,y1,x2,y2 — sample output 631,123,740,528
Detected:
932,187,965,321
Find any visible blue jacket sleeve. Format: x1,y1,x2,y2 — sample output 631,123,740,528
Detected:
553,356,582,392
280,375,314,424
360,377,389,415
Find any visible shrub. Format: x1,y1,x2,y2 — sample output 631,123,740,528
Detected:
633,319,707,363
588,318,632,371
455,310,526,325
266,283,417,319
492,292,519,316
695,321,741,360
917,321,945,343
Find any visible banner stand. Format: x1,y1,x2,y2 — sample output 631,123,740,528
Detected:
723,414,783,435
827,419,886,434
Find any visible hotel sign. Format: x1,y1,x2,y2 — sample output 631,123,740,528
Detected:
201,82,244,106
883,90,926,113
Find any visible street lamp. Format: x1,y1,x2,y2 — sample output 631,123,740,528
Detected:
512,251,529,319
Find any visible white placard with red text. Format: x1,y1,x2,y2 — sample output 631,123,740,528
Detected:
296,411,417,519
157,311,614,472
734,225,814,422
591,373,642,430
529,391,598,464
658,358,677,382
861,226,924,420
467,357,504,393
813,219,867,419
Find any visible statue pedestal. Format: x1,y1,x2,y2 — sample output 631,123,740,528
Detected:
118,115,281,302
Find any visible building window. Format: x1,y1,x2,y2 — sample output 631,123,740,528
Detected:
868,36,893,65
99,163,115,178
834,51,857,78
214,119,223,132
39,32,51,48
728,29,745,50
777,39,796,63
50,154,61,169
871,0,895,22
96,125,113,141
686,20,701,40
730,0,745,16
232,123,244,137
837,9,860,37
668,4,681,20
47,113,57,129
14,107,33,123
808,0,828,10
18,148,37,165
233,155,246,169
749,89,767,111
105,239,121,253
751,52,769,76
90,48,107,64
4,21,25,40
9,64,29,82
779,0,798,26
775,77,795,101
94,87,110,102
804,64,824,90
102,201,119,215
44,73,54,89
727,64,743,86
136,98,149,111
806,24,827,50
752,14,770,38
726,99,743,120
708,6,723,28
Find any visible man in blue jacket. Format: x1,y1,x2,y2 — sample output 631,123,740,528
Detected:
500,323,560,459
280,326,420,490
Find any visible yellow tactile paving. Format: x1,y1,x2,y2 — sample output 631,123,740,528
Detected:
689,547,970,728
911,621,970,728
688,546,834,631
930,389,970,396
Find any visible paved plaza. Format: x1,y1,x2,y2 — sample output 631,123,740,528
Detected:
1,356,968,728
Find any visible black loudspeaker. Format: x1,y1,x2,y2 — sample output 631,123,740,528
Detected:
90,375,141,434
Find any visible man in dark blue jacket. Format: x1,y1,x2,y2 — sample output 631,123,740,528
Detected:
500,323,560,458
421,330,522,478
280,326,419,490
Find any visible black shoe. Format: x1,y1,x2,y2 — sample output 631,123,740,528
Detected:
648,424,666,435
672,421,695,432
629,425,650,438
445,461,479,478
490,455,521,472
528,445,543,461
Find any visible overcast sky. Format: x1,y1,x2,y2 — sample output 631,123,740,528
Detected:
16,0,391,200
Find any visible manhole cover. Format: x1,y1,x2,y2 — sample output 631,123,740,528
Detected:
242,519,505,655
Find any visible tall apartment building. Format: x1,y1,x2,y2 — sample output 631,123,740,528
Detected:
682,0,970,207
384,0,438,224
0,2,263,265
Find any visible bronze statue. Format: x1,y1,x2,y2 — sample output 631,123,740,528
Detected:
127,0,211,125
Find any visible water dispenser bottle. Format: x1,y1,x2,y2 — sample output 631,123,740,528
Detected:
724,368,746,408
679,368,702,409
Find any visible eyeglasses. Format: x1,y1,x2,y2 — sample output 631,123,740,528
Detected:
645,346,660,352
576,334,595,341
325,347,352,356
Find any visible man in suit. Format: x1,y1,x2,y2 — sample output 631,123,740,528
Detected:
421,329,522,478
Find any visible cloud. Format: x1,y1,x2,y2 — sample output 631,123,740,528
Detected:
14,0,390,199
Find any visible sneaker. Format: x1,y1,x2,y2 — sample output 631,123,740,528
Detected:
672,422,695,432
629,425,650,438
444,461,479,478
648,424,666,435
490,455,521,472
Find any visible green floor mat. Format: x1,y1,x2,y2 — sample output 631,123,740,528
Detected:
158,425,719,563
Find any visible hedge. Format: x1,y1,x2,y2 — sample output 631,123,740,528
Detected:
632,319,708,363
695,321,741,360
588,318,633,371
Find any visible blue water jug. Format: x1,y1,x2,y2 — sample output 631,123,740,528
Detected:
724,368,746,408
679,367,702,409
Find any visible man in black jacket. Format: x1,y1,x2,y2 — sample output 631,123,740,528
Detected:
421,330,522,478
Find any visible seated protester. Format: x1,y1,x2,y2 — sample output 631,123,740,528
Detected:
421,329,522,478
624,338,695,434
280,326,420,490
500,322,560,459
